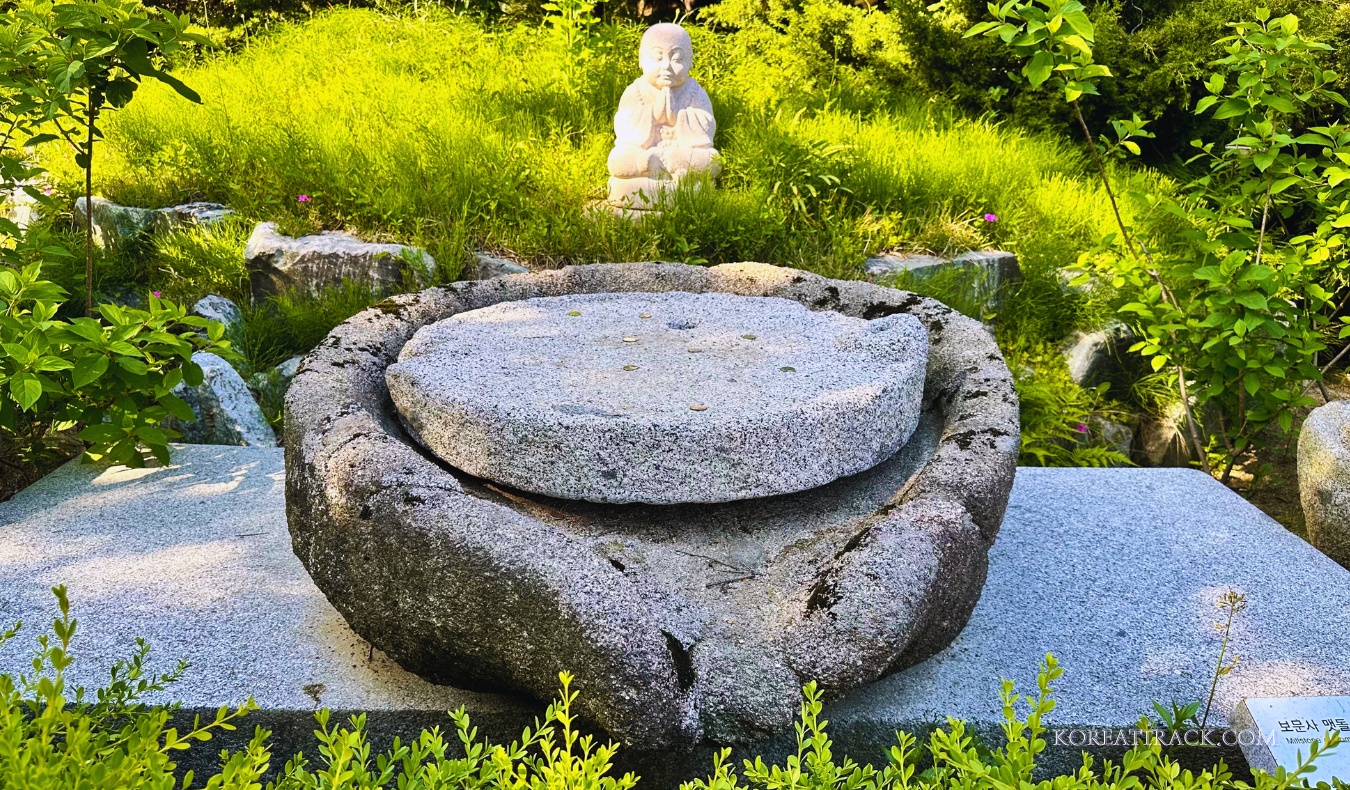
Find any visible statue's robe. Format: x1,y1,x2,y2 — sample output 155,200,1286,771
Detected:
607,77,719,209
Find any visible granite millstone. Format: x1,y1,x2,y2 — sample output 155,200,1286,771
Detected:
386,292,928,504
285,262,1021,748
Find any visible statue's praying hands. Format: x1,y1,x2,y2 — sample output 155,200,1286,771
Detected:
607,24,720,210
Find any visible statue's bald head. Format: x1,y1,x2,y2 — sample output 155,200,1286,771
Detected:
642,23,692,55
639,23,693,89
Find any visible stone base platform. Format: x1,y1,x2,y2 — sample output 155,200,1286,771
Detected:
3,446,1349,783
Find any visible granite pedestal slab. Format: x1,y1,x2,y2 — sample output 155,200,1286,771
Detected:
285,262,1020,748
386,292,929,504
6,454,1350,785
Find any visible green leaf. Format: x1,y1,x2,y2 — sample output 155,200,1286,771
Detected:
1270,176,1300,194
151,70,202,104
10,373,42,411
1212,98,1250,119
104,77,137,109
72,353,110,389
1061,8,1094,38
119,37,156,75
159,392,195,421
964,20,1000,37
33,355,74,372
1234,292,1269,311
182,361,204,388
79,423,124,444
65,318,105,342
1278,410,1293,433
1025,50,1055,88
1265,94,1295,114
116,356,149,376
135,425,168,446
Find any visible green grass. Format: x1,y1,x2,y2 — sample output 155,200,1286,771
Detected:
28,5,1152,464
40,8,1128,332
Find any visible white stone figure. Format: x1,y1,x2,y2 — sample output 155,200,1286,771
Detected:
607,23,720,211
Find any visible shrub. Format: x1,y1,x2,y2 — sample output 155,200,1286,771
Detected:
2,0,206,317
2,590,1342,789
0,585,262,788
970,2,1350,481
0,262,231,468
894,0,1348,162
1006,341,1131,467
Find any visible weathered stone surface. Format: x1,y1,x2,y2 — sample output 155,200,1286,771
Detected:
192,294,243,332
168,352,277,447
387,292,928,504
11,455,1350,784
1061,321,1135,389
1136,401,1193,468
863,250,1020,308
74,197,234,247
74,197,155,247
285,262,1019,748
467,252,529,280
248,356,305,405
154,201,233,229
1088,416,1134,464
862,253,945,279
245,222,433,300
1300,401,1350,566
92,283,148,310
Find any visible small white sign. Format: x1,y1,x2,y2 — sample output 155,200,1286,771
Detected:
1238,697,1350,780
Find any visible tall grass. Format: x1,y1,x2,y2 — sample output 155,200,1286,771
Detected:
40,8,1123,316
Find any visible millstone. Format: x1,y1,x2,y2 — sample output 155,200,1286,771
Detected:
385,292,928,504
285,262,1020,747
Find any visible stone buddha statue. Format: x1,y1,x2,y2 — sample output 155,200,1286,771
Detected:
607,23,720,211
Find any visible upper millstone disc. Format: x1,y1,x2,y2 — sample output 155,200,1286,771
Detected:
385,292,928,504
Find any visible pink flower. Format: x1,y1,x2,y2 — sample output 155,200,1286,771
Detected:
152,291,161,298
297,194,311,203
1075,422,1088,433
42,187,53,196
983,213,998,223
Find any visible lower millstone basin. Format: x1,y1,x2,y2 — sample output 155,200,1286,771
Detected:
384,291,929,504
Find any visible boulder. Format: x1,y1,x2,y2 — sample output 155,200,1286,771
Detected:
863,250,1020,308
1134,401,1193,468
167,352,276,447
1061,321,1135,389
466,252,529,280
386,292,929,504
1088,416,1134,465
74,197,234,247
285,262,1019,748
74,197,155,247
245,222,433,300
153,202,233,230
191,295,243,333
247,356,304,404
274,355,303,382
1299,401,1350,566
